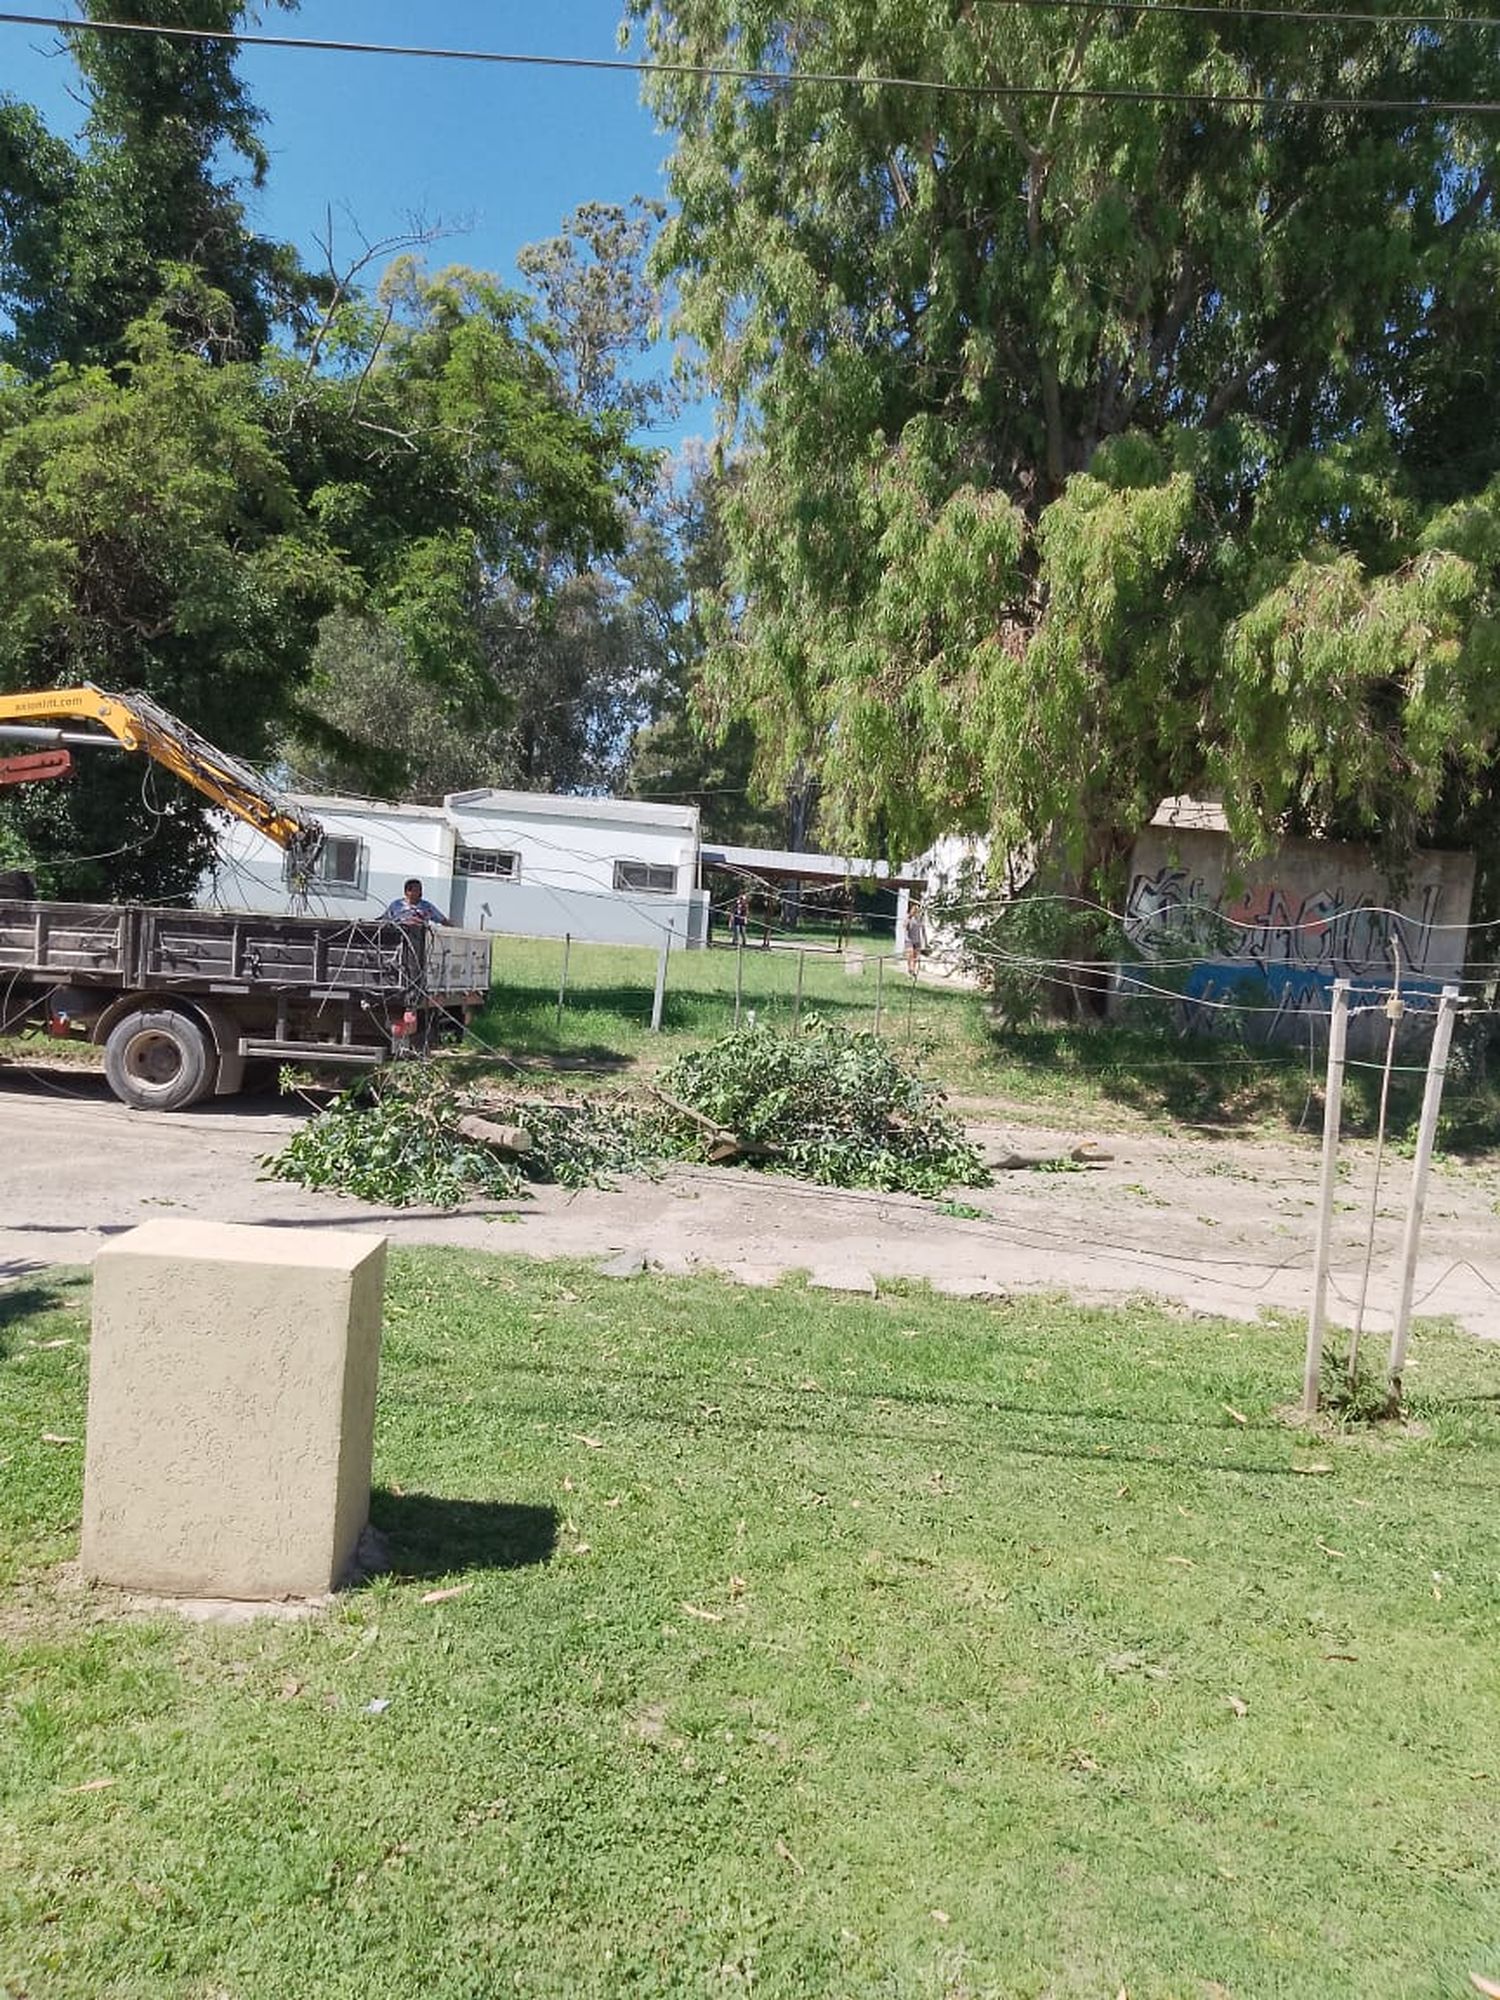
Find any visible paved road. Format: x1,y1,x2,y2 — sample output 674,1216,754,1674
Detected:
4,1062,1498,1337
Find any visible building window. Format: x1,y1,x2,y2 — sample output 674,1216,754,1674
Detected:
455,846,520,881
613,860,677,895
294,835,365,892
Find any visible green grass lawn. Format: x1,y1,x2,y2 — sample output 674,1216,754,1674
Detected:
4,1254,1499,1998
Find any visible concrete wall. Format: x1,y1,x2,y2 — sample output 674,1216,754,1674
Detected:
898,833,996,957
1120,827,1475,1041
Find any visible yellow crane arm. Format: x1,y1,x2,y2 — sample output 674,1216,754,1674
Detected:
0,683,323,869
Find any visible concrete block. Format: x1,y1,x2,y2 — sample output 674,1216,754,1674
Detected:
82,1220,387,1600
595,1250,649,1278
807,1268,878,1296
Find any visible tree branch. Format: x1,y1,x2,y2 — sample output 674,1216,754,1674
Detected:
1202,318,1293,428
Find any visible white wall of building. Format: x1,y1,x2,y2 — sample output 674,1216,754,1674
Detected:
444,790,703,944
204,788,709,949
895,834,996,964
209,800,453,921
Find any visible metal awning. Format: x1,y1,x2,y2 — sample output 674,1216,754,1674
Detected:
701,843,927,892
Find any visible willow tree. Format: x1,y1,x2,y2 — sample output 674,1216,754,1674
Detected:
629,0,1500,904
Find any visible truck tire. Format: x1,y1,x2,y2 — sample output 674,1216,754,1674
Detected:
103,1008,217,1112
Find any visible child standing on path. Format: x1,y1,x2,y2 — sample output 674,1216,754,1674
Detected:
904,903,927,977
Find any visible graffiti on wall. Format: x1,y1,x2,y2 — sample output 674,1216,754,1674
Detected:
1121,863,1456,1032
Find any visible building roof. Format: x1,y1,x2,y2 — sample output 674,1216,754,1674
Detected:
291,793,449,822
445,788,700,833
286,787,700,834
1151,796,1231,832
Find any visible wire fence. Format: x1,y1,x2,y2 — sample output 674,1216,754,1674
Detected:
481,931,933,1048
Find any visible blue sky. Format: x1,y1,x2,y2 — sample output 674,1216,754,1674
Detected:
0,2,708,442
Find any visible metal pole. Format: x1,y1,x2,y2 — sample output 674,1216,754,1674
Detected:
1387,985,1460,1395
734,940,744,1031
793,950,805,1031
1303,978,1351,1417
555,932,570,1031
874,950,885,1036
651,923,672,1033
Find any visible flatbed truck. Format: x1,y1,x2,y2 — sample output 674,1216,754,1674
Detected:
0,898,491,1110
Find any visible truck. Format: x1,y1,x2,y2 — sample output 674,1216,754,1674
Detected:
0,683,492,1110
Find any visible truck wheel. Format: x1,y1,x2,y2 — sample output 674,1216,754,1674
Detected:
103,1008,216,1112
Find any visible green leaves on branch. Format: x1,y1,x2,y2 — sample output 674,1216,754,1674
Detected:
631,0,1500,891
2,9,656,899
264,1071,662,1210
0,264,644,896
0,315,345,897
265,1024,989,1206
1,0,316,373
659,1019,988,1196
265,1072,530,1210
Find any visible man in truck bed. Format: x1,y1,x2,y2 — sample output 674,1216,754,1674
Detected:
385,879,450,927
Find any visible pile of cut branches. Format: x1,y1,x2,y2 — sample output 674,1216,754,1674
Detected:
265,1023,989,1208
263,1069,659,1210
656,1019,988,1197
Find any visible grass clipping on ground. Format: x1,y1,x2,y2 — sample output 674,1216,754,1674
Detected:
263,1019,988,1207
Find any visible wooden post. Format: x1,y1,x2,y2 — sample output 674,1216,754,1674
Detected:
733,940,745,1031
874,950,885,1036
1303,978,1351,1417
1387,985,1460,1396
555,932,571,1031
651,923,672,1033
793,949,806,1031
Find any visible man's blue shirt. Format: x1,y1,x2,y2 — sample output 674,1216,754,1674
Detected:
386,897,446,926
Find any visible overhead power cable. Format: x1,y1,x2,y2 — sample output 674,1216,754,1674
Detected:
2,11,1500,116
976,0,1500,28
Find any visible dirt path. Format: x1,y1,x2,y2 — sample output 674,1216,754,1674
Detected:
4,1063,1498,1338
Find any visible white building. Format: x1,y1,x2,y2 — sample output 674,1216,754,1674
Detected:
893,833,998,967
208,788,710,948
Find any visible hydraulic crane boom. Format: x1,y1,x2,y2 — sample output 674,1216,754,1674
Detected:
0,683,323,874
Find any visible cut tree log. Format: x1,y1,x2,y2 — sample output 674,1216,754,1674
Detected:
456,1114,534,1155
651,1087,784,1165
991,1143,1115,1171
